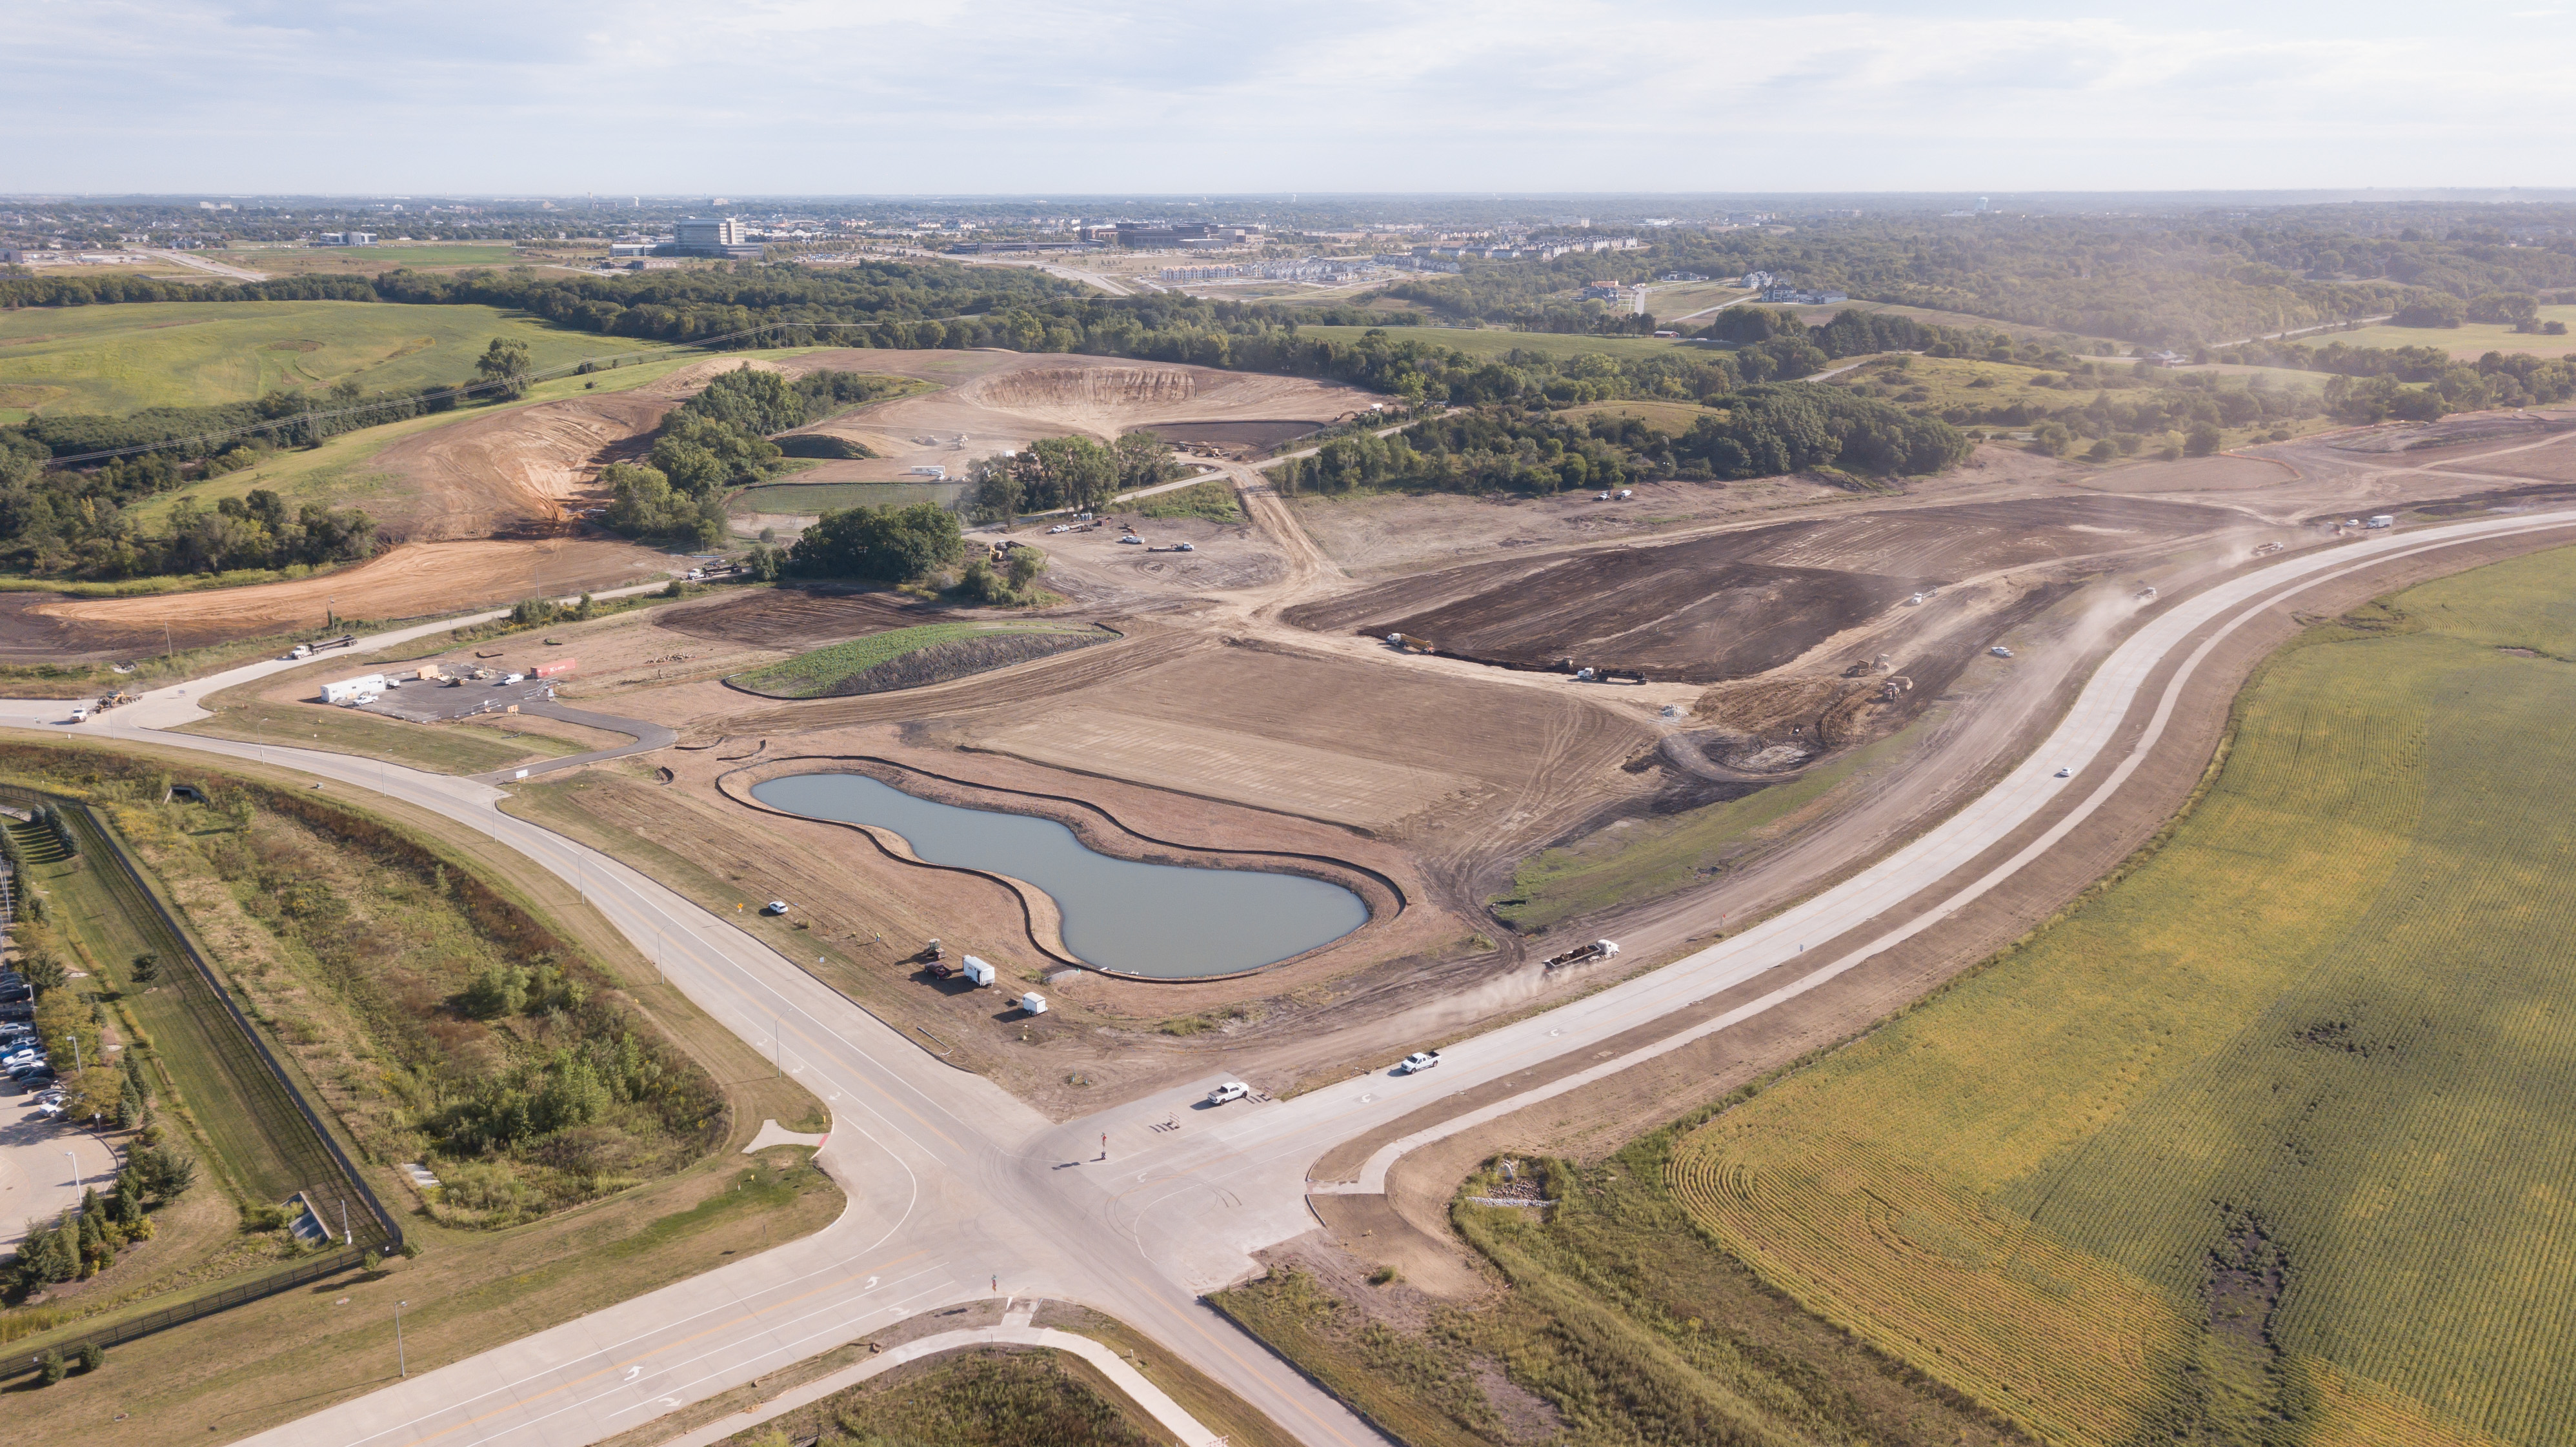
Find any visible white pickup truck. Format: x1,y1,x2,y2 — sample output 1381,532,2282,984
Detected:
1397,1050,1440,1074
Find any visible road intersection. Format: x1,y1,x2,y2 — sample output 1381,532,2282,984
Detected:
8,504,2576,1446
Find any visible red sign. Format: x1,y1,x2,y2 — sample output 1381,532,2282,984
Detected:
534,658,578,678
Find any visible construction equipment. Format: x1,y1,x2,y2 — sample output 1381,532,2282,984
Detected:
1543,939,1621,971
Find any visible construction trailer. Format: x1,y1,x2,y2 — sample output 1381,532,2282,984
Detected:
319,674,388,705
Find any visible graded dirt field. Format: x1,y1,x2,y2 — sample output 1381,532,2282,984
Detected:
9,538,677,656
0,300,673,416
1286,496,2242,684
1671,545,2576,1447
797,351,1378,483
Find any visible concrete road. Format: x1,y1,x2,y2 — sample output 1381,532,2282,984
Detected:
13,506,2576,1446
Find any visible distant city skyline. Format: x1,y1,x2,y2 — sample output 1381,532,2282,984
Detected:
8,0,2571,194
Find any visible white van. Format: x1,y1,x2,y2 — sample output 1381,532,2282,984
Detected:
66,705,89,724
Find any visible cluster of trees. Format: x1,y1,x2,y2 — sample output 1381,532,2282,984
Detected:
436,1019,681,1157
600,365,912,547
961,432,1176,521
0,443,377,578
5,1166,188,1294
787,501,965,582
1278,387,1967,497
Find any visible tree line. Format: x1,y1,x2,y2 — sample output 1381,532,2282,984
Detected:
1276,387,1967,498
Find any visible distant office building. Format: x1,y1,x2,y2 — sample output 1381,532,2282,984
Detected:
1107,222,1212,248
316,231,375,247
676,218,744,248
665,218,762,259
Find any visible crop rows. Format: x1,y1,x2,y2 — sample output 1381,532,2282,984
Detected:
1667,547,2576,1446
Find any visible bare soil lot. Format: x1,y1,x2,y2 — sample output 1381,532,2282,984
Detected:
803,354,1377,485
4,538,676,658
1140,419,1325,451
1287,497,2240,683
2088,454,2297,493
654,585,965,650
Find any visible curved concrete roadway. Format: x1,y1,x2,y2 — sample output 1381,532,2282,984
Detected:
8,506,2576,1447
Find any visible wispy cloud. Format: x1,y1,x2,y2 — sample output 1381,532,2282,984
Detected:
3,0,2568,192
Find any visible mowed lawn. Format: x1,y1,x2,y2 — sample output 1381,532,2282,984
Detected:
1673,544,2576,1447
2324,305,2576,360
0,299,672,416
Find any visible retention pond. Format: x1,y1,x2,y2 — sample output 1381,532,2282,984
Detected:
752,773,1369,979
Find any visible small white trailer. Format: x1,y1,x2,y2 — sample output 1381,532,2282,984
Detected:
961,956,996,987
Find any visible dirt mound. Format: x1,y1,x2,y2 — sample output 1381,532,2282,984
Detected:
969,363,1204,415
23,539,674,654
372,392,673,540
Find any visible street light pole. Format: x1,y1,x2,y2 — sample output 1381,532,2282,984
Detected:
64,1149,77,1194
396,1300,408,1377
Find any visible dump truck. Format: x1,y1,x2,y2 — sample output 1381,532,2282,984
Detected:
1543,939,1621,971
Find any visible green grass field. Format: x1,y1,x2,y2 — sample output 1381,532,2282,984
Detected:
1494,731,1909,932
1289,325,1701,362
1552,399,1727,434
0,300,680,417
727,620,1110,698
203,245,531,278
2322,307,2576,361
1670,544,2576,1447
1131,479,1242,521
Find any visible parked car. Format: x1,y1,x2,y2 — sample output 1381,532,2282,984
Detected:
1397,1051,1441,1074
763,900,791,915
1206,1081,1249,1106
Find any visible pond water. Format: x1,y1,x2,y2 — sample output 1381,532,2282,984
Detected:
751,773,1369,978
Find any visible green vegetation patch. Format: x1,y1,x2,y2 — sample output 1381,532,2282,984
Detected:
0,301,675,416
720,1348,1158,1447
1130,479,1241,521
1212,1145,2018,1447
1671,543,2576,1446
1494,733,1906,932
726,621,1112,700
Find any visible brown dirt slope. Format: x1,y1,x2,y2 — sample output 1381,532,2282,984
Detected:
26,538,676,653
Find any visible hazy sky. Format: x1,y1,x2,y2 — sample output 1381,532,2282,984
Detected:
10,0,2571,195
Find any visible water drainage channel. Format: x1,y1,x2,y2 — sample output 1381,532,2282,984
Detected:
752,773,1368,978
